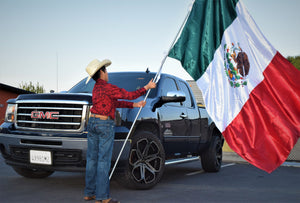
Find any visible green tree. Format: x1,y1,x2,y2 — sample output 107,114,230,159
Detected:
287,55,300,71
19,81,45,93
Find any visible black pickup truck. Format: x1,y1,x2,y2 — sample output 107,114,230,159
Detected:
0,71,223,189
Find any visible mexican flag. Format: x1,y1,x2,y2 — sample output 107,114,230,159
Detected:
168,0,300,173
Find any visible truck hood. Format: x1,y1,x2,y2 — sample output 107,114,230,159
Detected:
16,93,92,103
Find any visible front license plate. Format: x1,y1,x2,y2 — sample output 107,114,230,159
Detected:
30,150,52,165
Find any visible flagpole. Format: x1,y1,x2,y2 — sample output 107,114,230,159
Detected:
109,1,194,180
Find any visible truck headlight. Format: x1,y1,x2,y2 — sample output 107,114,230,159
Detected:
5,104,16,122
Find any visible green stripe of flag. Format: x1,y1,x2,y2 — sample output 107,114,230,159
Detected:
168,0,239,81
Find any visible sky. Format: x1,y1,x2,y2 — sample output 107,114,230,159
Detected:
0,0,299,93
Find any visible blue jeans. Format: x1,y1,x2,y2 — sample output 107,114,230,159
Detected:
84,117,115,200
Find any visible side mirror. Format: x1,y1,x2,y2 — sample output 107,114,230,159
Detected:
161,91,186,103
152,90,186,111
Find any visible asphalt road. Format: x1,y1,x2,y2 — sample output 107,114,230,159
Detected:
0,156,299,203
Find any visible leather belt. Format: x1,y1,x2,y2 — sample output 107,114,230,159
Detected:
90,113,111,120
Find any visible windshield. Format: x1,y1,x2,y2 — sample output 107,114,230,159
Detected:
68,72,157,98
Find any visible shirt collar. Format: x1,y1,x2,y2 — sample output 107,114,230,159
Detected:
96,78,107,84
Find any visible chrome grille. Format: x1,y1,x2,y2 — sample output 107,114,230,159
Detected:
15,100,88,132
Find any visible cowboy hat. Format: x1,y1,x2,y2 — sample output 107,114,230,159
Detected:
85,59,111,84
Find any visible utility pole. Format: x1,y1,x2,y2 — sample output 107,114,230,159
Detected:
56,52,58,92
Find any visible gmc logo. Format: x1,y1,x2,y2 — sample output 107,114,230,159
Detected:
31,111,59,120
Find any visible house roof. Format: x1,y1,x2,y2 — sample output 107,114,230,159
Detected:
187,80,204,105
0,83,34,94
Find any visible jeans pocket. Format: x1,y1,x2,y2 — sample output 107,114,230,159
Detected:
87,120,93,133
93,124,108,137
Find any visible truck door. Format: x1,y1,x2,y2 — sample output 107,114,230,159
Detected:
178,81,201,153
158,77,189,156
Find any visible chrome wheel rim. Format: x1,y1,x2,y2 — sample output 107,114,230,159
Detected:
129,138,163,184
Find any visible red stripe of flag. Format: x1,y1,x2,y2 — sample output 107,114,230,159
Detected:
223,52,300,173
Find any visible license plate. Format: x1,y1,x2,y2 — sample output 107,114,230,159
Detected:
30,150,52,165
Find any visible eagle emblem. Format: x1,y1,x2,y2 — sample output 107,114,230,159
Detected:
224,43,250,87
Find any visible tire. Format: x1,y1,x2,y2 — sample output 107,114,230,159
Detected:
200,135,222,172
12,166,54,178
118,130,165,189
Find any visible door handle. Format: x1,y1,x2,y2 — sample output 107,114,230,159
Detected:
180,113,187,119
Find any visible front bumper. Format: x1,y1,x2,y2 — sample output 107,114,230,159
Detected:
0,133,131,172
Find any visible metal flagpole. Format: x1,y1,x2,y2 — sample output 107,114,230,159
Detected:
109,1,194,180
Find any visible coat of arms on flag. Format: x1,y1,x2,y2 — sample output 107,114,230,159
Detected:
224,43,250,88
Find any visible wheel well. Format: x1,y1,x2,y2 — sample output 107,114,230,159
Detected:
134,122,161,140
209,123,224,145
212,127,224,146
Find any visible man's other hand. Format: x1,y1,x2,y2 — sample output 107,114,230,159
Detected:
133,101,146,108
144,79,156,90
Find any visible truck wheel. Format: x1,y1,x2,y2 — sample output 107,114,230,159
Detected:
119,131,165,189
12,166,54,178
200,135,222,172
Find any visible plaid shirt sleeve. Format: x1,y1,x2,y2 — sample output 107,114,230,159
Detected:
91,79,147,119
109,84,147,100
115,100,134,108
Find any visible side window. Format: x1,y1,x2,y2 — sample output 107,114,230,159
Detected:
178,81,193,108
161,77,178,96
161,77,180,106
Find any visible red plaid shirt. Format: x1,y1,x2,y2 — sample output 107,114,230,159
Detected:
90,79,146,119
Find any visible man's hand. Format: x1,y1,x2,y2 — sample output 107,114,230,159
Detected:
133,101,146,108
144,79,156,90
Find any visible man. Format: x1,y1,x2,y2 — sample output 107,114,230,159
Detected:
84,59,156,203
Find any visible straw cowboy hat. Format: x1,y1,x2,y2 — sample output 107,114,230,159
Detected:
85,59,111,84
